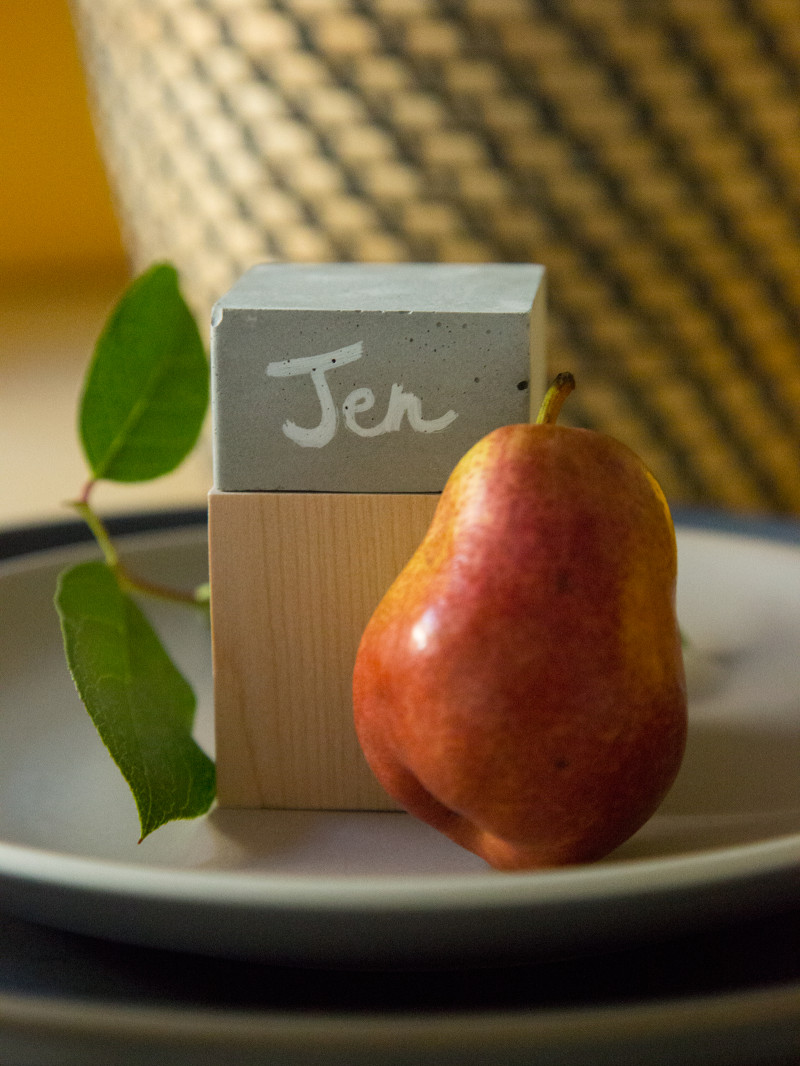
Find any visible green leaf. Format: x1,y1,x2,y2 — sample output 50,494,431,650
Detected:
54,560,216,839
79,263,209,483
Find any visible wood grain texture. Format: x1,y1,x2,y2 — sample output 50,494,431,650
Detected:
209,489,439,809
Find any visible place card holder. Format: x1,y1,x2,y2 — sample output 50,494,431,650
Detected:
208,263,546,809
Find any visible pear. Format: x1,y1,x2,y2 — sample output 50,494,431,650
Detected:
353,373,687,870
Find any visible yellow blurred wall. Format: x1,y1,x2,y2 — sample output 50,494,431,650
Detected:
0,0,126,278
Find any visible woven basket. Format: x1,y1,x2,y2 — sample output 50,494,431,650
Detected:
72,0,800,512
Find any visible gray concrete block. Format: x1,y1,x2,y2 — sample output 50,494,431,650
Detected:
211,263,546,493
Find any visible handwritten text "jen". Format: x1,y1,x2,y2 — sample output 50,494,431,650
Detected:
266,342,457,448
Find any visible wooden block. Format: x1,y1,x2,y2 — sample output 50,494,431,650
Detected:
209,488,439,809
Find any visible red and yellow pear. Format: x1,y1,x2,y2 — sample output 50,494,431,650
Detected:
353,374,687,870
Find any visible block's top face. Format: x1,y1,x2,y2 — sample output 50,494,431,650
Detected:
211,263,546,493
214,262,544,316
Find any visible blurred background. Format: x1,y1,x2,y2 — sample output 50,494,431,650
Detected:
4,0,800,523
0,0,126,283
0,0,207,523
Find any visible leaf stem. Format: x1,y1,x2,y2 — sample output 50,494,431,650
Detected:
78,478,97,506
71,499,119,569
121,570,210,609
68,497,209,610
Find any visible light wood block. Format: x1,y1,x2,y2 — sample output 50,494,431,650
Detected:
209,488,439,809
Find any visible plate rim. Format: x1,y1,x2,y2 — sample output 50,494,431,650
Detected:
0,823,800,914
2,980,799,1056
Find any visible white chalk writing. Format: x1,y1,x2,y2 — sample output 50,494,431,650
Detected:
266,342,457,448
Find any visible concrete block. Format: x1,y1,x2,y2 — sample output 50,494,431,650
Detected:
211,262,546,492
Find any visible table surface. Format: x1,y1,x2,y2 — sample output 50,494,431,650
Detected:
1,279,799,1064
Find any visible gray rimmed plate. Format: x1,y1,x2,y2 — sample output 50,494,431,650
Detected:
0,520,799,969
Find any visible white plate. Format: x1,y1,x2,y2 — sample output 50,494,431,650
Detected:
0,521,799,967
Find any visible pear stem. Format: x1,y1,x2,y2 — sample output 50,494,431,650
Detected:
536,372,576,425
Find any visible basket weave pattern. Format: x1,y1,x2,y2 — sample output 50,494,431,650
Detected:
72,0,800,511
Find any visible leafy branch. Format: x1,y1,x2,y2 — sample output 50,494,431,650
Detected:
54,263,216,840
